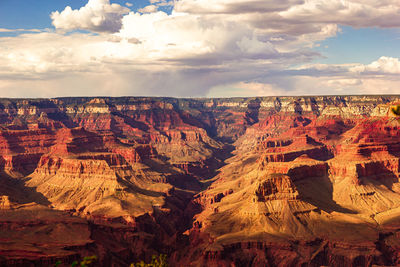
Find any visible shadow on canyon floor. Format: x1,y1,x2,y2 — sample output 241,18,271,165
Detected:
0,173,51,206
294,174,357,214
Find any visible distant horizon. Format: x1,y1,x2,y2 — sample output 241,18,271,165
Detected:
1,94,400,101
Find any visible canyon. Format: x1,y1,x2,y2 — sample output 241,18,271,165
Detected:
1,96,400,266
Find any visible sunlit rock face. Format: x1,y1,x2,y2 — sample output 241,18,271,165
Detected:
1,96,400,266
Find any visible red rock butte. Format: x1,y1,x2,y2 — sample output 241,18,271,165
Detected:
1,96,400,266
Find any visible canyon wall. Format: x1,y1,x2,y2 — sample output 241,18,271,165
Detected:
1,95,400,266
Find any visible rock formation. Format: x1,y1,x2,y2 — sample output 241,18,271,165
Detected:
1,96,400,266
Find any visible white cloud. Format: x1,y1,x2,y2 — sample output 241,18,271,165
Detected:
1,0,400,97
350,56,400,74
0,32,104,77
280,0,400,28
138,5,159,13
51,0,130,33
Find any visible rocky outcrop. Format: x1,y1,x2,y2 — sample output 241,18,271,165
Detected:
255,174,299,201
1,96,400,266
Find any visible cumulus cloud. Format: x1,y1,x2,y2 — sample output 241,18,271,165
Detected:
1,0,400,97
116,11,276,65
51,0,129,33
350,56,400,74
0,28,286,97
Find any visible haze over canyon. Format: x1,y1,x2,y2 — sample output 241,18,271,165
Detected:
0,96,400,266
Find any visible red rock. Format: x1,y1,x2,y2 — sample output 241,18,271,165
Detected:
0,96,400,266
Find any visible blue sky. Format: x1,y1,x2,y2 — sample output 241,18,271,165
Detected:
315,26,400,65
1,0,399,65
0,0,399,97
0,0,90,29
0,0,170,29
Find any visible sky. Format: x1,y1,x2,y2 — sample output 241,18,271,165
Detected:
0,0,400,98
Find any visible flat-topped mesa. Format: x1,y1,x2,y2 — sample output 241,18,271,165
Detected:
149,128,209,144
28,155,129,213
255,138,293,151
260,147,325,163
258,156,329,186
257,135,322,152
258,137,332,166
33,155,117,179
27,153,169,223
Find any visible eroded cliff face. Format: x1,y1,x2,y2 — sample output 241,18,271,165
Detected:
1,96,400,266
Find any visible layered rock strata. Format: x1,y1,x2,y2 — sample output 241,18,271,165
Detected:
0,96,400,266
